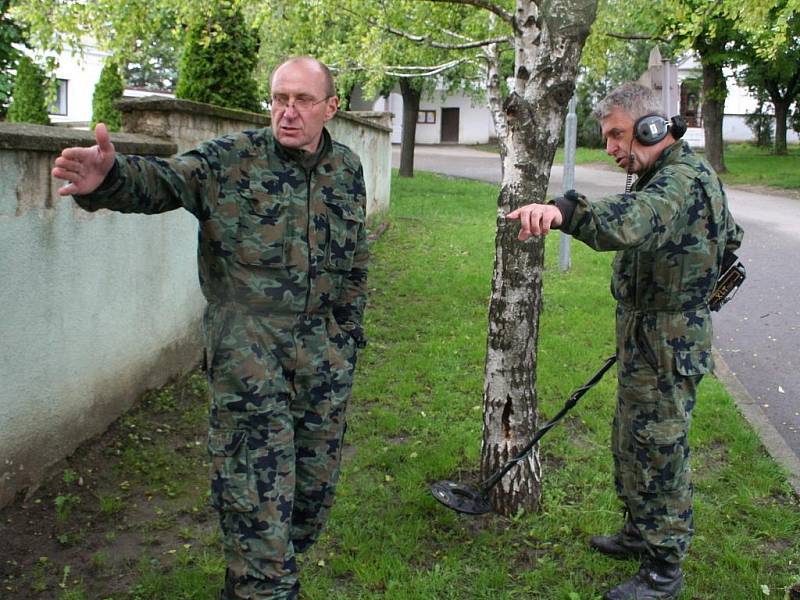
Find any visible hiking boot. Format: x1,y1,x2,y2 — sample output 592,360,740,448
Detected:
590,518,649,559
603,559,684,600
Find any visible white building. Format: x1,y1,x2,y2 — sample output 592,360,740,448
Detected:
350,84,497,145
18,42,172,128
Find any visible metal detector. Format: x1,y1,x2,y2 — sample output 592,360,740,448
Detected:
430,354,618,515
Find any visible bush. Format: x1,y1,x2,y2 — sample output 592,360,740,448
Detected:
175,3,261,112
92,60,125,131
6,55,50,125
790,104,800,137
744,104,774,148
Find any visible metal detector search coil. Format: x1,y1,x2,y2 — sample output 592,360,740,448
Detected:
430,355,618,515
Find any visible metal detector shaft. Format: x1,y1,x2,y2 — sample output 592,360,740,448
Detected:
479,354,618,492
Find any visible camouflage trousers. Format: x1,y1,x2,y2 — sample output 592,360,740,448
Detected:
611,307,704,565
204,304,357,599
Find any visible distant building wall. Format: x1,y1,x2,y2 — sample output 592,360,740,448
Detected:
373,90,496,146
0,101,391,508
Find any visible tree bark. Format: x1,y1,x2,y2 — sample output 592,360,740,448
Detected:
480,0,597,516
772,95,790,155
701,59,727,174
398,79,421,178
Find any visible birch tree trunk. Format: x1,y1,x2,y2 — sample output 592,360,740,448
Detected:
480,0,597,516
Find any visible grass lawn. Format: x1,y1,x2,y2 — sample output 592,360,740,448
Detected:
2,172,798,599
714,143,800,190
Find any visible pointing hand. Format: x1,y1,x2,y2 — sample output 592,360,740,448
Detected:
505,203,563,241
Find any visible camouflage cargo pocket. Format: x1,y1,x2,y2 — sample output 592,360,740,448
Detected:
324,196,361,271
674,349,712,377
208,428,259,512
631,420,690,493
235,190,288,267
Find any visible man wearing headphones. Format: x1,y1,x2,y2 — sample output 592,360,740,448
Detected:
507,82,743,599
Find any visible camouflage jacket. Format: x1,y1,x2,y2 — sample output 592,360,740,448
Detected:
557,141,743,374
74,127,368,345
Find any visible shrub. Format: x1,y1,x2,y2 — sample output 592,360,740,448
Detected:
175,3,261,112
744,103,774,148
7,55,50,125
92,59,125,131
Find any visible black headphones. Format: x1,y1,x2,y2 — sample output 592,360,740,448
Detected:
633,115,688,146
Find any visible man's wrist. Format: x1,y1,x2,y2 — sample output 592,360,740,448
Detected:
548,189,580,232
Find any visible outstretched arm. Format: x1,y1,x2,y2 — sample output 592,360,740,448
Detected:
52,123,116,196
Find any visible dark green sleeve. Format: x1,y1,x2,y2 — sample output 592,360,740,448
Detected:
562,166,692,251
73,144,221,220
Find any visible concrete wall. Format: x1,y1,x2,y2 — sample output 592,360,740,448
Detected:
327,111,392,215
0,124,200,507
0,102,391,508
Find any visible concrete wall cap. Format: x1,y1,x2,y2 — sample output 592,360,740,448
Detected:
335,110,393,132
0,122,177,155
114,96,270,126
113,96,392,133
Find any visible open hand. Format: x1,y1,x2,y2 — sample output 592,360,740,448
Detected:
52,123,116,196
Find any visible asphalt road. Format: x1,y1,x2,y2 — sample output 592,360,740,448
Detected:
393,144,800,493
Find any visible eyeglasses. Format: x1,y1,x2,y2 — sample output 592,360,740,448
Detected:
269,94,329,112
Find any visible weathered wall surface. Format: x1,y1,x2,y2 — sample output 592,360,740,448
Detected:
0,124,201,507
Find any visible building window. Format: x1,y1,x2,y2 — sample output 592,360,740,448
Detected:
49,79,68,116
417,110,436,124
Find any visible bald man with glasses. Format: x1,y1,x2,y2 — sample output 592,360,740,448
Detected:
52,57,368,599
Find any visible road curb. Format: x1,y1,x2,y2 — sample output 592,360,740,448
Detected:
713,347,800,498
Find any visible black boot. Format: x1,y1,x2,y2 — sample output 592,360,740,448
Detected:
590,516,649,559
603,559,684,600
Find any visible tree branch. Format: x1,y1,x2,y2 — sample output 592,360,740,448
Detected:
385,21,511,49
421,0,513,26
605,31,671,43
341,6,511,50
329,57,480,78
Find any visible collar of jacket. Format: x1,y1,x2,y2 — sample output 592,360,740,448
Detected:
272,127,333,172
634,140,691,189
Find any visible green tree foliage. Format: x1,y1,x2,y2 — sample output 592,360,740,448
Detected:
734,5,800,154
1,0,26,118
125,36,179,91
572,39,652,148
92,59,124,131
253,0,493,176
744,101,774,147
175,2,261,112
7,54,50,124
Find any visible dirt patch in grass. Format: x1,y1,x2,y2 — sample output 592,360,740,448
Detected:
0,370,219,599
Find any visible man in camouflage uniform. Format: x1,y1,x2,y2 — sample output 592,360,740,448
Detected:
507,82,743,599
52,57,368,599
